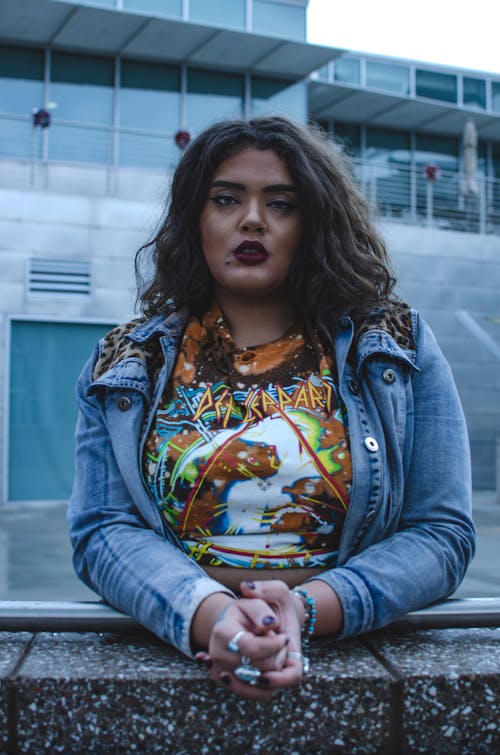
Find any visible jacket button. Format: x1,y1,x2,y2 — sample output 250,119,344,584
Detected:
382,369,396,384
118,396,132,412
364,436,379,452
349,379,359,395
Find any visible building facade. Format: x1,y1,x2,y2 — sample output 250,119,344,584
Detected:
1,0,499,502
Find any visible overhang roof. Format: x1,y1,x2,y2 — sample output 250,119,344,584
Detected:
308,80,500,140
0,0,340,79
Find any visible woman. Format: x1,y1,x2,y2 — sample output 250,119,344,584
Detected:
69,116,475,699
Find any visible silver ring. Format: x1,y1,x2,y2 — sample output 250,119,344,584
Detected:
234,655,261,686
227,630,245,654
287,651,310,675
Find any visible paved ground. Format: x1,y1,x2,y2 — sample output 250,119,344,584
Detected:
0,493,498,601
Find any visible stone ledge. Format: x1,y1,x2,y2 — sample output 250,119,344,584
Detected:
1,627,499,754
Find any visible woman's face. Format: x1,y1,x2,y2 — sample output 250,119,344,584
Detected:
199,147,302,304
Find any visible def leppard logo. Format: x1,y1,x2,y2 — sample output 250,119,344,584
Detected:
192,376,335,426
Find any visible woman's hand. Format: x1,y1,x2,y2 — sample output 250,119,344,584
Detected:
195,580,304,699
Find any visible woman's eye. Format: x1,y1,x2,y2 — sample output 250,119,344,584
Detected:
269,199,295,211
211,194,238,207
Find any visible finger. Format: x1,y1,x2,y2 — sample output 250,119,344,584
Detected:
240,579,290,600
234,597,282,634
227,631,289,663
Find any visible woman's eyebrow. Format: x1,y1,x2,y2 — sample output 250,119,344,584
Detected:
209,180,298,192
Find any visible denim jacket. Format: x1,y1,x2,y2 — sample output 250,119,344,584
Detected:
68,304,475,658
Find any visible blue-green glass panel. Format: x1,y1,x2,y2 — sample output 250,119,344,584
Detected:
190,0,245,28
333,122,361,156
120,60,181,133
366,128,411,212
49,124,111,163
251,77,306,121
75,0,115,6
50,53,113,126
0,46,44,117
119,131,180,169
334,57,361,86
253,0,305,40
366,61,409,95
463,77,486,110
316,64,330,81
9,321,113,501
493,82,500,113
123,0,181,15
0,116,40,159
51,52,114,87
416,133,458,168
0,46,44,80
416,69,457,103
187,69,243,133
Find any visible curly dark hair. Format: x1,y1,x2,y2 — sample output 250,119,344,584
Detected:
136,116,396,336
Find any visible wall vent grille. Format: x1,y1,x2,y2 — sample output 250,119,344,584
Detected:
28,258,91,298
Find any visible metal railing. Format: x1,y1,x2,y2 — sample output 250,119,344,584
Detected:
1,113,500,234
0,598,499,632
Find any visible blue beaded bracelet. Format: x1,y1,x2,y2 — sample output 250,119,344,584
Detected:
292,588,317,642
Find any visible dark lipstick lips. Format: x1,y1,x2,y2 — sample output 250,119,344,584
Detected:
233,241,269,265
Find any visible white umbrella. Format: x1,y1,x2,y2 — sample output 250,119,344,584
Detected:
461,118,479,196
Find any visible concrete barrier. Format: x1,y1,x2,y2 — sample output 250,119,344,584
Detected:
1,618,499,753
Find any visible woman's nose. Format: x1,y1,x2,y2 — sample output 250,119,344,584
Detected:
239,203,267,233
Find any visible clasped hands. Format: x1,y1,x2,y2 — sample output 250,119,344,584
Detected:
195,579,305,700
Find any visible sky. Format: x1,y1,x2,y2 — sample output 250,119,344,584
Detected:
307,0,500,76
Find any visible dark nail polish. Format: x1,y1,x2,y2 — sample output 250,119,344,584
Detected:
220,674,231,686
284,637,290,646
245,580,256,589
204,659,213,669
258,676,271,686
262,615,276,626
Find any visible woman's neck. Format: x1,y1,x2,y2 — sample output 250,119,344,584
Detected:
215,293,294,348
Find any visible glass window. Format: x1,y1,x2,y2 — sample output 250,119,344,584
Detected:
492,81,500,113
77,0,115,5
253,0,306,41
463,77,486,110
493,143,500,177
120,60,181,168
366,61,409,95
190,0,245,29
251,77,306,122
49,52,114,163
187,69,243,134
0,46,44,159
334,57,361,86
50,52,114,122
415,133,458,169
0,45,44,114
333,122,361,157
365,128,411,215
8,320,112,501
416,69,457,103
316,64,330,82
123,0,181,16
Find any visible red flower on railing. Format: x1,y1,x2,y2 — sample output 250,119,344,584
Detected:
424,163,440,181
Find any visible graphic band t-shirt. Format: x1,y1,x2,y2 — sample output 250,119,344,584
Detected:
143,306,352,569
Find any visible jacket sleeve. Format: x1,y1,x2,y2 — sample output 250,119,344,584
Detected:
68,347,235,658
310,314,476,637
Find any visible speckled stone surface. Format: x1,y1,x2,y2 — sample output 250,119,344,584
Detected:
0,633,33,753
14,633,392,754
4,628,500,754
370,628,500,754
